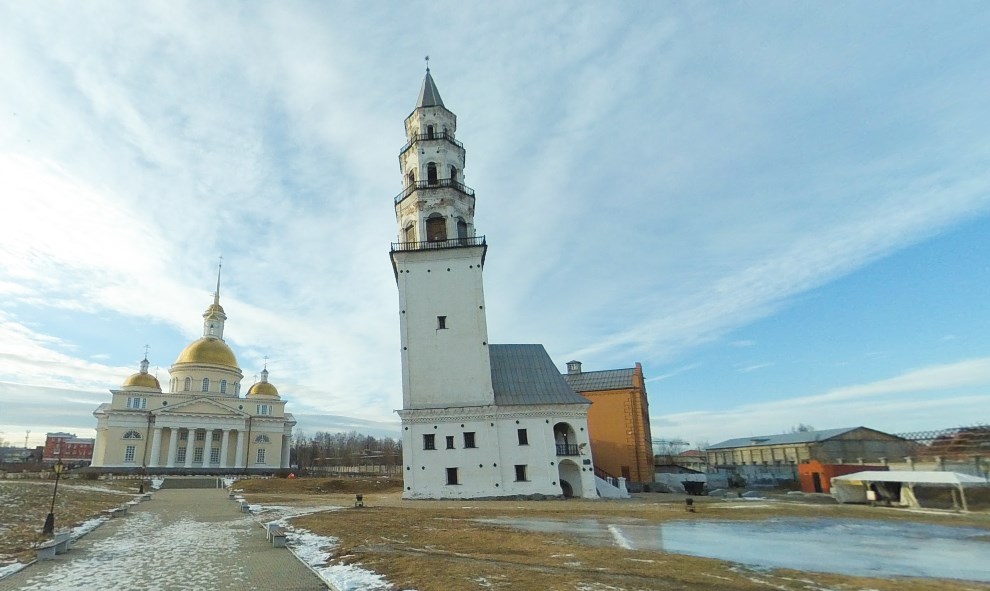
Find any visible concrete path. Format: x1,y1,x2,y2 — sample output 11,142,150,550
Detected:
0,489,327,591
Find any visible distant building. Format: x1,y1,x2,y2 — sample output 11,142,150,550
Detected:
43,432,94,465
563,361,655,489
706,426,913,486
91,276,295,472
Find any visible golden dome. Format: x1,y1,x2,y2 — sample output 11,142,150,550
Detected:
174,337,239,368
122,371,161,390
205,302,225,316
247,381,280,399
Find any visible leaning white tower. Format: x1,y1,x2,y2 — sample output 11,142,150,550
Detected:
391,67,600,500
390,66,495,410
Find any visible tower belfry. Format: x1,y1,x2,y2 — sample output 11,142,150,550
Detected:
391,67,493,410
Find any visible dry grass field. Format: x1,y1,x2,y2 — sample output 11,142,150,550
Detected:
238,478,990,591
0,478,141,564
3,476,988,590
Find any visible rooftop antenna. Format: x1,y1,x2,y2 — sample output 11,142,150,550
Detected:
425,55,430,73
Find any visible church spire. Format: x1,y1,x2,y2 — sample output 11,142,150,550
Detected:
202,259,227,340
417,57,444,109
214,256,223,306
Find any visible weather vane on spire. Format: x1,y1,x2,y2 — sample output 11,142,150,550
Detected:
143,344,150,360
425,55,430,72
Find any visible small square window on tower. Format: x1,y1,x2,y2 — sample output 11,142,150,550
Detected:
423,434,436,450
446,435,455,449
463,432,476,448
437,315,447,330
446,467,459,485
517,428,528,445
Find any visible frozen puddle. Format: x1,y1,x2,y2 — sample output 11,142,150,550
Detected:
480,517,990,582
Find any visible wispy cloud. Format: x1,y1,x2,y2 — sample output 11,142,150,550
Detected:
1,4,989,441
654,358,990,444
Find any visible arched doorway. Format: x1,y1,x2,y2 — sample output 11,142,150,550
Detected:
558,459,582,498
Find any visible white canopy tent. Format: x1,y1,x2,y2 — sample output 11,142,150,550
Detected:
831,471,988,511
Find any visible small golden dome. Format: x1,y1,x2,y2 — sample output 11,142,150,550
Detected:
122,372,161,390
174,337,239,368
205,302,225,316
247,381,280,399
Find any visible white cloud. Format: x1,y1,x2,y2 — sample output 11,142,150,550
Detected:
655,358,990,444
1,4,989,441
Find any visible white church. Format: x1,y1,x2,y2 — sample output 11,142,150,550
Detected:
91,276,295,473
392,68,599,499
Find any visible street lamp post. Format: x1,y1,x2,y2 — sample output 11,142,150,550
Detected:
42,459,64,535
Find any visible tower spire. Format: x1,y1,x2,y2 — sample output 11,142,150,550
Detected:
214,256,223,305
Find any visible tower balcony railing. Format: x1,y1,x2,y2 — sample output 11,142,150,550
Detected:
399,130,464,156
394,178,476,206
391,235,486,253
556,443,580,456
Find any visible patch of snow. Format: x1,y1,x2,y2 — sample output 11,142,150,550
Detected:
150,478,164,490
607,524,632,549
71,516,109,539
0,562,26,580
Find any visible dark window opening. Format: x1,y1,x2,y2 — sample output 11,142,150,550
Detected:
437,316,447,330
406,170,415,186
427,125,435,139
446,467,459,485
517,429,528,445
463,432,476,448
423,434,436,450
427,162,438,185
404,225,415,242
445,435,455,449
449,165,458,182
514,464,528,482
457,219,468,241
426,215,447,241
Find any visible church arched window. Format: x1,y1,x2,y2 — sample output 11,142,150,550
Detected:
450,165,458,183
202,378,209,392
426,214,447,242
254,434,271,444
426,124,434,139
404,224,416,243
457,218,468,241
406,170,415,186
122,430,142,439
220,379,227,394
427,162,438,185
183,377,191,391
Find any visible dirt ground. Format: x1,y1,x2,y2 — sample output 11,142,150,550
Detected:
0,478,143,564
237,477,990,591
4,477,988,590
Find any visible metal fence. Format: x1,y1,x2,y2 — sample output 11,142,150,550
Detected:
894,425,990,459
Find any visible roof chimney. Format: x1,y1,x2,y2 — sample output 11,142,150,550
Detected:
566,360,582,375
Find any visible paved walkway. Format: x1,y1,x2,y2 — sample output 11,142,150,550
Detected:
0,489,327,591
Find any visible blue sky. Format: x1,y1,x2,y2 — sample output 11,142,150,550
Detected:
1,2,989,449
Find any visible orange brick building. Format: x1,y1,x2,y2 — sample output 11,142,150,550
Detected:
563,361,655,490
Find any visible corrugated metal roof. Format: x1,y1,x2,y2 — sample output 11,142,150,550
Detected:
706,427,863,450
417,70,445,108
490,344,590,406
562,368,636,393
